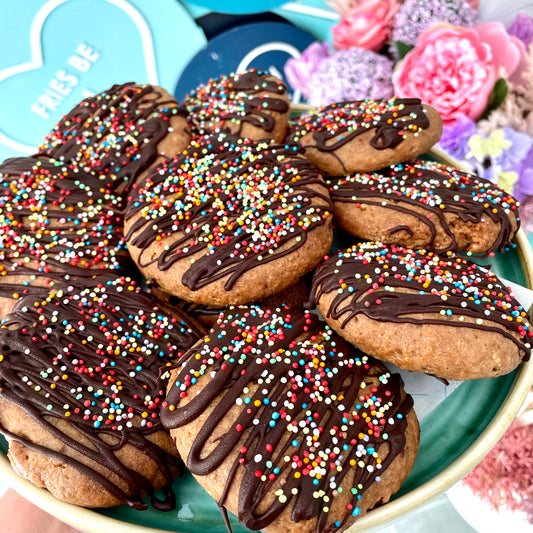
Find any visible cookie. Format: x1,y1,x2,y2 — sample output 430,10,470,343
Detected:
0,276,204,509
328,160,520,255
288,98,443,176
161,306,419,533
150,277,310,328
0,156,131,319
182,70,291,142
37,83,191,195
310,242,532,381
124,133,333,306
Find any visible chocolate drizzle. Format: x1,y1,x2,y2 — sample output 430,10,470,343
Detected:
124,134,332,293
0,277,203,509
161,306,414,532
0,156,131,305
37,83,188,195
328,160,520,254
289,98,429,153
309,243,532,357
183,70,289,136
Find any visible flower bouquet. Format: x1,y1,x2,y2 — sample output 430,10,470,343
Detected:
284,0,533,245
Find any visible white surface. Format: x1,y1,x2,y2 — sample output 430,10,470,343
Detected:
479,0,533,26
447,482,532,533
386,363,461,421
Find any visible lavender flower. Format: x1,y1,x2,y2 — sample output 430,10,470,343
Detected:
508,13,533,49
464,127,533,188
438,113,478,161
498,127,533,172
392,0,478,47
513,146,533,202
307,48,394,106
284,42,331,100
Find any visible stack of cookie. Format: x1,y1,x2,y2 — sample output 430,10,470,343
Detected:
0,83,191,319
0,70,529,533
0,83,204,511
287,99,527,382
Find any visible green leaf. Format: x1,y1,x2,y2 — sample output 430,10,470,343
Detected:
394,41,414,60
480,79,509,120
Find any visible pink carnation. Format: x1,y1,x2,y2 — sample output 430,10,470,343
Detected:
392,22,526,125
331,0,400,52
284,42,331,100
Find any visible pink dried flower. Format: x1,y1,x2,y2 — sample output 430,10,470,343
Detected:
477,47,533,137
331,0,400,52
463,421,533,522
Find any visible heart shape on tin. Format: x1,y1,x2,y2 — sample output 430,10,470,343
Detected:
0,0,158,159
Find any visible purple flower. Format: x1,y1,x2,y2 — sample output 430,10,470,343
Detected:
519,195,533,239
507,13,533,49
392,0,478,47
437,113,478,161
466,128,533,191
284,42,331,100
499,127,533,171
513,146,533,203
307,48,394,106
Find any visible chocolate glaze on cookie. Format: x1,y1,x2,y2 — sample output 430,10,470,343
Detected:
162,306,417,532
310,243,532,356
328,160,520,254
124,133,332,304
288,98,441,175
38,83,190,195
0,276,203,509
183,70,290,141
0,157,130,311
290,98,429,152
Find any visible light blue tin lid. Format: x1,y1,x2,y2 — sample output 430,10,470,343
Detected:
0,0,207,161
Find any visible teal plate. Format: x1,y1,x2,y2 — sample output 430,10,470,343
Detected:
1,151,533,533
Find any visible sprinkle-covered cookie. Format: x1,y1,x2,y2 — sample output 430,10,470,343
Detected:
161,305,419,533
288,98,442,176
38,83,191,195
183,70,291,142
328,160,520,255
124,133,333,306
310,242,532,381
0,276,204,509
0,156,130,318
